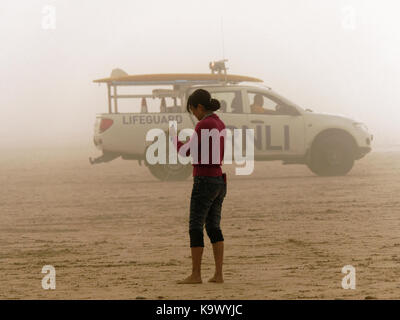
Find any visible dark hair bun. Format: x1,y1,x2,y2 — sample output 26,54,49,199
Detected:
186,88,221,113
208,98,221,111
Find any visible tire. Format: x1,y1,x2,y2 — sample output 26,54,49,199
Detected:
144,135,192,181
307,135,355,176
147,162,192,181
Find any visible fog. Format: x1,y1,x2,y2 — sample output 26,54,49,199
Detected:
1,0,399,149
2,0,400,300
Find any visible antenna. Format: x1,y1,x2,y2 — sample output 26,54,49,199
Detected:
221,16,225,60
209,17,228,83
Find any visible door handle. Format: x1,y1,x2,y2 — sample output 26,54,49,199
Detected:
251,120,264,124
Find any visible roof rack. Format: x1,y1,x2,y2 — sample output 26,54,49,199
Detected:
93,73,262,86
93,60,264,113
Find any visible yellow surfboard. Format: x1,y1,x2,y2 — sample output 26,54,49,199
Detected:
94,72,263,84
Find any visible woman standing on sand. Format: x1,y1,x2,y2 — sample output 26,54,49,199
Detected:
171,89,227,284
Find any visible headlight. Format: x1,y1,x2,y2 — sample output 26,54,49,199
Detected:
353,122,369,132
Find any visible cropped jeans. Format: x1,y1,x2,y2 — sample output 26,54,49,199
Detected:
189,175,227,247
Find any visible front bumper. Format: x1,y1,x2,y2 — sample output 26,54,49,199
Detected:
355,146,372,160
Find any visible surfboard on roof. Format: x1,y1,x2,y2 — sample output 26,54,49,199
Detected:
93,71,263,85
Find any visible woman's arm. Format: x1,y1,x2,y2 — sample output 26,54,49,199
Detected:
171,125,199,158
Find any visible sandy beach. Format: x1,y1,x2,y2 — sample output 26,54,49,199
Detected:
0,144,399,299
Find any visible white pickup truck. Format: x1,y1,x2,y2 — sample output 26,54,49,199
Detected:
91,63,372,181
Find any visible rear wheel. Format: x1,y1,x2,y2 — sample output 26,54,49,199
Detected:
307,135,355,176
144,137,192,181
147,162,192,181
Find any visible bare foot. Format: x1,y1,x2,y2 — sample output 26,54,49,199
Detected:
208,275,224,283
177,274,202,284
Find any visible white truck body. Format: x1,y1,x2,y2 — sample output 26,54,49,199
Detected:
91,70,372,179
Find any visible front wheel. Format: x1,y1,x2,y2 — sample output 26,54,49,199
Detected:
307,135,355,176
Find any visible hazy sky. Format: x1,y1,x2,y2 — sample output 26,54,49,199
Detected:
1,0,399,148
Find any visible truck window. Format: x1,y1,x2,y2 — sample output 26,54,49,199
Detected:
159,97,183,113
247,91,297,116
210,91,244,114
248,92,278,114
113,96,183,113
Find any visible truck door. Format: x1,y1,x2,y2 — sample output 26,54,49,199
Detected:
245,90,305,157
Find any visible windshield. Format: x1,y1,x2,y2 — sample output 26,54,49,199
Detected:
266,89,303,111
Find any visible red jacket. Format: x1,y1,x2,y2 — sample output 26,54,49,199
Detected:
175,113,226,176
